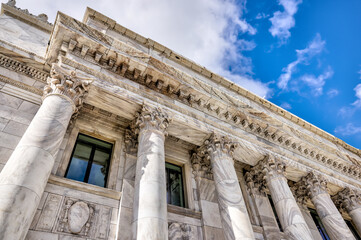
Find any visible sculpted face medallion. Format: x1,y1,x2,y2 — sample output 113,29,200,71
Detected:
68,201,90,234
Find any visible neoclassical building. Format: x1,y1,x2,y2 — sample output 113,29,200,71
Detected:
0,1,360,240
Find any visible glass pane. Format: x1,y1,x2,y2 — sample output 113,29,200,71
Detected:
88,148,111,187
78,134,112,149
66,142,92,182
166,163,184,207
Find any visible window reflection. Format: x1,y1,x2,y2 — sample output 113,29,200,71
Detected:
65,134,113,188
166,162,185,207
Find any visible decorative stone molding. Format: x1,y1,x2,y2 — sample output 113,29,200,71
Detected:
60,36,361,183
133,104,171,135
332,187,361,213
6,0,52,25
299,172,329,198
204,133,238,160
0,74,42,96
124,126,138,155
0,54,49,82
43,64,93,114
168,222,197,240
190,149,213,180
57,198,95,236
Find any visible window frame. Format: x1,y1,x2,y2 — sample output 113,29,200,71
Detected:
64,133,113,188
165,161,186,208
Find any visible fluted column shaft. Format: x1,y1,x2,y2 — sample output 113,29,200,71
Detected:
255,155,313,240
205,134,255,240
302,172,356,240
333,187,361,236
132,105,170,240
0,64,92,240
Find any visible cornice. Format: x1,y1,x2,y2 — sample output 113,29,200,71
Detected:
46,13,361,184
1,2,52,32
57,39,361,182
83,7,361,159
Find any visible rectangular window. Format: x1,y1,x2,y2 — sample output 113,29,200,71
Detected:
166,162,185,208
65,134,113,188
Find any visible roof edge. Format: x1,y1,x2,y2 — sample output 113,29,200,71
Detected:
82,7,361,157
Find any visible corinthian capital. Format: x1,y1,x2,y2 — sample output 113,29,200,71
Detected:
300,172,328,198
190,149,213,180
134,104,171,135
244,168,266,196
256,155,286,181
43,64,93,113
204,133,238,159
332,187,361,213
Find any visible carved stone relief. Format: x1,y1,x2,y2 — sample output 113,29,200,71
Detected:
57,198,95,237
168,222,198,240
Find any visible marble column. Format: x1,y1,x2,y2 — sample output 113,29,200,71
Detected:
245,170,282,240
299,172,356,240
252,155,313,240
291,186,323,240
0,64,92,240
204,133,255,240
333,187,361,236
132,105,171,240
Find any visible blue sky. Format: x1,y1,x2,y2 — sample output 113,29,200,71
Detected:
11,0,361,149
239,0,361,149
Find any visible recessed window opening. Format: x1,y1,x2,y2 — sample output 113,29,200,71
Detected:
166,162,185,208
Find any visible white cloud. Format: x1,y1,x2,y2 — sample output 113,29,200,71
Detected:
335,123,361,136
255,12,270,20
280,102,292,110
327,89,339,98
278,33,325,90
13,0,271,97
299,66,333,96
352,83,361,107
269,0,302,43
338,83,361,118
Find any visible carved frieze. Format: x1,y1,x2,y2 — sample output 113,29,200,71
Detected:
332,187,361,213
43,64,93,114
168,222,198,240
133,104,171,135
57,198,95,236
0,54,49,82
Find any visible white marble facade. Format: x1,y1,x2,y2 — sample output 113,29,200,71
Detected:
0,1,361,240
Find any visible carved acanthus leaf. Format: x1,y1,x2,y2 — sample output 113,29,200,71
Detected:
134,104,171,135
190,148,213,180
204,133,238,159
124,127,138,155
43,64,93,114
244,169,267,196
332,187,361,213
299,172,328,198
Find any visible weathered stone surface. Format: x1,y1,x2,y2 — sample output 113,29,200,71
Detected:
68,201,90,234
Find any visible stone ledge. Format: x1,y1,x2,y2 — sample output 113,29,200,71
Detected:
167,204,202,219
48,175,121,200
